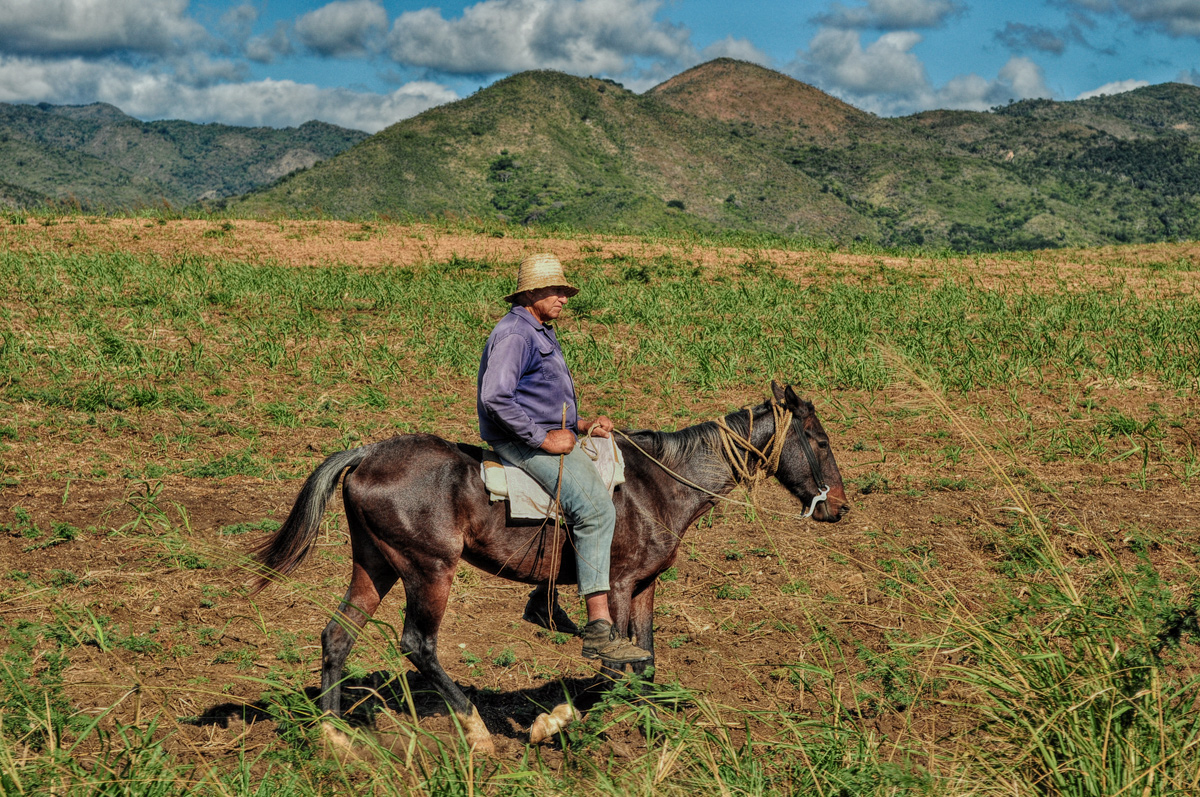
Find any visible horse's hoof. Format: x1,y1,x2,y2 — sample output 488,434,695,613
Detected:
321,721,354,751
320,721,377,762
457,707,496,757
529,703,581,744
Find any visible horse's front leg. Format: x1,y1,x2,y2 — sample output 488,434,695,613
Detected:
598,582,636,679
627,581,657,678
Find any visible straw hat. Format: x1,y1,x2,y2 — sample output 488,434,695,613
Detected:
504,253,580,303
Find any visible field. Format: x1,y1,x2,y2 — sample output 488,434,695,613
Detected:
1,215,1199,795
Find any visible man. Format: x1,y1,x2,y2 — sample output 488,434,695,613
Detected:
478,252,650,665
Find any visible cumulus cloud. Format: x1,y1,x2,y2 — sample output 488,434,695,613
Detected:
1066,0,1200,37
0,55,456,132
386,0,692,75
813,0,963,30
296,0,389,58
791,28,1052,115
1076,78,1150,99
167,52,249,87
0,0,208,56
219,4,260,43
794,28,928,96
697,36,772,67
918,58,1052,112
217,3,293,63
245,23,294,64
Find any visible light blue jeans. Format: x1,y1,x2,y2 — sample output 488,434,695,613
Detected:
490,439,616,596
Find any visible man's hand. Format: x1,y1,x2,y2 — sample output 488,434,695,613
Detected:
579,416,614,438
540,429,577,454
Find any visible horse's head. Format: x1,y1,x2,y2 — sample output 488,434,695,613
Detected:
769,381,849,523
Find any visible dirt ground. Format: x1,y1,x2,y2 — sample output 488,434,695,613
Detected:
2,218,1197,768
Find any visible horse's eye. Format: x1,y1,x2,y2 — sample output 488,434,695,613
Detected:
818,441,828,449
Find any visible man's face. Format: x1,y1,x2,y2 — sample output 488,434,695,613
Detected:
527,286,570,324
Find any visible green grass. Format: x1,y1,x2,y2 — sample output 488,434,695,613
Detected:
3,244,1196,481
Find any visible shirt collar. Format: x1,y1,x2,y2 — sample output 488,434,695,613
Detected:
511,305,551,333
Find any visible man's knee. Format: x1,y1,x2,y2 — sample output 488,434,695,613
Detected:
561,490,613,532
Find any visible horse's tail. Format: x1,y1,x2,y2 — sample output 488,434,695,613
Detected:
246,446,373,595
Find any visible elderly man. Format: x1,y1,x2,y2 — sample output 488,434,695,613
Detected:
478,253,650,665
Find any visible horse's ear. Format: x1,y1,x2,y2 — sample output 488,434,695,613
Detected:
771,381,786,403
784,384,802,407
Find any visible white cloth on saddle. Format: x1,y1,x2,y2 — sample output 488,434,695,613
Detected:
481,436,625,520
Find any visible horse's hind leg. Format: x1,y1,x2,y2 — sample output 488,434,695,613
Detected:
399,565,495,755
320,552,398,718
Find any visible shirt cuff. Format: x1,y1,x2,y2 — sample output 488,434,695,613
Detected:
527,426,548,448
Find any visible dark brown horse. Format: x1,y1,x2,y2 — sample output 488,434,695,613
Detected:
249,383,847,753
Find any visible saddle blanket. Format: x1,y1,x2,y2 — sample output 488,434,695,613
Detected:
481,437,626,520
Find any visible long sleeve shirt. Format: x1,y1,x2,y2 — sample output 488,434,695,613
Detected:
477,306,578,448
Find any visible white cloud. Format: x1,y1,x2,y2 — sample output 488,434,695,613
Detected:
698,36,772,67
245,23,294,64
1179,68,1200,85
386,0,691,75
167,52,249,87
791,28,1052,115
998,56,1051,99
0,55,456,132
0,0,208,56
1076,78,1150,99
796,28,928,95
219,4,260,42
296,0,389,58
814,0,962,30
923,57,1052,112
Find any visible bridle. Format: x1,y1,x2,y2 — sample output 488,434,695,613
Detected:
714,400,831,518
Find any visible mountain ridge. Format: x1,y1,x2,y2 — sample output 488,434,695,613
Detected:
0,102,369,210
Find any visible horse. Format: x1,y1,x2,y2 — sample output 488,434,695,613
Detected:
248,382,848,754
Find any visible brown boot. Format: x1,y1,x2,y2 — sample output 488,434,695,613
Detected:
580,619,651,664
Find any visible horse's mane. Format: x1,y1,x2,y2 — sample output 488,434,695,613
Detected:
623,402,768,480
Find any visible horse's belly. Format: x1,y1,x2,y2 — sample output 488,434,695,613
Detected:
460,515,578,584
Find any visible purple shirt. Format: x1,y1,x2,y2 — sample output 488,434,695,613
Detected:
478,306,579,448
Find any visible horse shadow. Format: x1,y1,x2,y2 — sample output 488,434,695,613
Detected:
190,669,613,744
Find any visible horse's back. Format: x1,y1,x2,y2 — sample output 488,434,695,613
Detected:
340,434,483,508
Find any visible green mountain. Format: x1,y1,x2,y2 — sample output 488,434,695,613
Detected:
0,102,368,210
234,59,1200,250
232,66,872,238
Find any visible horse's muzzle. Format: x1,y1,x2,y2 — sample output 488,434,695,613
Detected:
813,486,849,522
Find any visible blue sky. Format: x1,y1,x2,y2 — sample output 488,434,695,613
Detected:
1,0,1197,133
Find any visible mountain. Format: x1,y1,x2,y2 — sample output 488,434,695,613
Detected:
648,58,871,141
233,60,1200,250
232,65,874,239
0,102,369,210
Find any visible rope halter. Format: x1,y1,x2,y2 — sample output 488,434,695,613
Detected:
713,400,831,518
713,401,792,485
